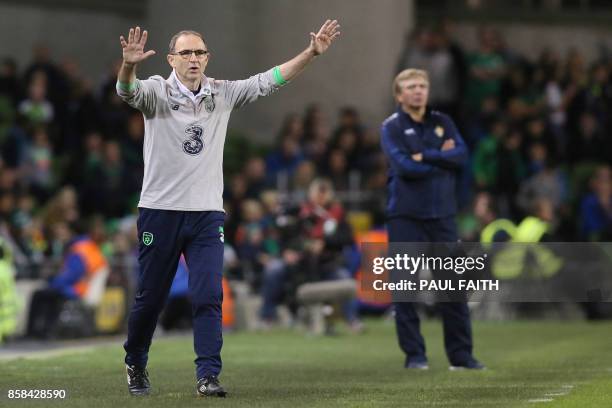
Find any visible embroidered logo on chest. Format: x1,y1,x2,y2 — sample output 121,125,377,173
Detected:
203,95,215,113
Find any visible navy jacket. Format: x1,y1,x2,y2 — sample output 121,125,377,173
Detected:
380,106,468,219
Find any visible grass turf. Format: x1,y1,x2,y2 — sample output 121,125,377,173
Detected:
1,319,612,407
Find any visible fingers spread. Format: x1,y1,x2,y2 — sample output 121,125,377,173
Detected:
134,26,141,43
140,30,148,46
326,19,338,33
317,19,331,36
328,22,340,36
128,28,134,43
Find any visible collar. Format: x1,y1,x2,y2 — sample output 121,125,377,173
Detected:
396,105,432,125
169,69,212,103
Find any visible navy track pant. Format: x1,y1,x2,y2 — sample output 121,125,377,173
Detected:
124,208,225,379
387,215,474,366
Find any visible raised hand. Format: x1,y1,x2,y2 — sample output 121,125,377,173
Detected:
309,19,341,56
119,26,156,66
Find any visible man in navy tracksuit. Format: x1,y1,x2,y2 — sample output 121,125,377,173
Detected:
380,68,484,370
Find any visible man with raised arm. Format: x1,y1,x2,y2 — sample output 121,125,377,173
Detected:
116,21,340,397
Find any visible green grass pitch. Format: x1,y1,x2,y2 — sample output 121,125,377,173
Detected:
2,319,612,407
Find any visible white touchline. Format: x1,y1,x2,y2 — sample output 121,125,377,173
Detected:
526,383,575,404
0,346,98,361
527,398,553,403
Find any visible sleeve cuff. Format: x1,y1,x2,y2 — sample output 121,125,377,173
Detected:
422,149,441,161
116,80,137,93
272,66,287,86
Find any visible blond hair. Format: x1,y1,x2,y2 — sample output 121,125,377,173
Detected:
393,69,429,96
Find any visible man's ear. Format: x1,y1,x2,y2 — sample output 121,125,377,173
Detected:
166,54,174,68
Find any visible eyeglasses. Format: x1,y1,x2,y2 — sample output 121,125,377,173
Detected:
171,49,209,59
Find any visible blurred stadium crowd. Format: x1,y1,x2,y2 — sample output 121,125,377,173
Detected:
398,23,611,243
0,22,611,340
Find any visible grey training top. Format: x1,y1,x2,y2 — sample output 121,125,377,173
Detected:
116,68,282,211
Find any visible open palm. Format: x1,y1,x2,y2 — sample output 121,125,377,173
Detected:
119,26,156,65
309,19,341,56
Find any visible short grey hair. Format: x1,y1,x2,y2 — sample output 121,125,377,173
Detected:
168,30,206,53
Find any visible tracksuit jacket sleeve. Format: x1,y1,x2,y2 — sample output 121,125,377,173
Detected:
223,68,282,110
422,119,468,169
381,125,436,179
116,76,163,118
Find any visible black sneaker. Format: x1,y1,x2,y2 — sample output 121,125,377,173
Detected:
196,375,227,397
449,359,486,371
126,364,151,396
406,361,430,370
